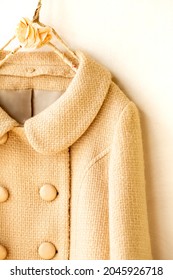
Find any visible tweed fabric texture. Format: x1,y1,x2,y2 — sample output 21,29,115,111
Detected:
0,50,152,259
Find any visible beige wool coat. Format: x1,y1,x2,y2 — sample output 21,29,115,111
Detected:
0,50,152,260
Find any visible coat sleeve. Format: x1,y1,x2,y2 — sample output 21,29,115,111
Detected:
108,101,152,259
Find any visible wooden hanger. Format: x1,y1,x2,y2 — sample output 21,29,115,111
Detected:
0,0,79,72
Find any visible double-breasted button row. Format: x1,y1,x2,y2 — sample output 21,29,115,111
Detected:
39,184,58,259
0,183,58,259
0,184,58,203
0,242,57,260
38,184,58,260
0,133,8,145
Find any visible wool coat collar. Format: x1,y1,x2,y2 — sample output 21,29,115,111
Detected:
0,51,111,154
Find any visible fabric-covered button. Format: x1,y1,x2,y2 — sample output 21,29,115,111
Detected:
0,186,9,202
0,133,8,145
0,244,7,260
39,184,58,202
38,242,57,260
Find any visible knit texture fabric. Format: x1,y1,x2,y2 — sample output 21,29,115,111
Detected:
0,50,152,259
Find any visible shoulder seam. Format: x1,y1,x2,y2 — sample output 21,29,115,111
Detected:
79,101,135,184
79,101,136,186
115,101,134,129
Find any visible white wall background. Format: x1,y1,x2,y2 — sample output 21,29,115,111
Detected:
0,0,173,259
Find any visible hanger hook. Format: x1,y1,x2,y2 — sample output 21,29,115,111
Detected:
33,0,42,22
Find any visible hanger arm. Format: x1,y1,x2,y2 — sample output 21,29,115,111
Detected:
0,0,79,72
0,46,22,67
32,0,78,62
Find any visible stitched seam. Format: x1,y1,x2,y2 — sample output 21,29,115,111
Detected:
115,101,133,128
80,146,111,186
78,100,132,180
74,146,111,258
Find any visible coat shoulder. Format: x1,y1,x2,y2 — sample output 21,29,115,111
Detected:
102,81,134,129
108,81,131,109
